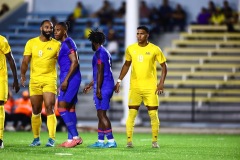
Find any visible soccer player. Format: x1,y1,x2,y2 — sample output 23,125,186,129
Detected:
54,22,83,148
83,29,117,148
20,20,61,147
114,26,167,148
0,35,20,148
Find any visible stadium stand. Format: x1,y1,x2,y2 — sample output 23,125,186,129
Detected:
2,9,240,123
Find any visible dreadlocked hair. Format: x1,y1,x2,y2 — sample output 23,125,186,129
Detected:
88,29,106,45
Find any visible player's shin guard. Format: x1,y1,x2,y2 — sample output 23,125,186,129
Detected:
148,110,160,142
31,113,42,138
0,105,5,140
47,114,57,140
126,109,138,143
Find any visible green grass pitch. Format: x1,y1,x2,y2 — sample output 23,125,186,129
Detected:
0,131,239,160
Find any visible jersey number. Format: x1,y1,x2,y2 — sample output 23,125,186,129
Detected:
137,55,144,62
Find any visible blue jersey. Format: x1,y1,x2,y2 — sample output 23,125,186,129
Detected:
57,37,81,104
58,37,81,83
92,46,114,90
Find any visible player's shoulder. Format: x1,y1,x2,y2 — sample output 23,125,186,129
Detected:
51,38,61,44
0,35,8,43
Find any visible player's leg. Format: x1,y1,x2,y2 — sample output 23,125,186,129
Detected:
87,97,105,148
0,101,5,149
145,89,160,148
126,89,141,147
43,92,57,147
0,80,8,148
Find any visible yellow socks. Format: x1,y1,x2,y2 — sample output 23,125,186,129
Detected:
126,109,138,143
47,114,57,140
148,110,160,142
31,113,42,138
0,105,5,140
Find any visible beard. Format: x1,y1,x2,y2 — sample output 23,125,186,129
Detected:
92,43,96,51
42,30,52,39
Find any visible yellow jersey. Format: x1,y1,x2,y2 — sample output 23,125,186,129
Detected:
0,35,11,80
125,42,166,89
23,37,60,80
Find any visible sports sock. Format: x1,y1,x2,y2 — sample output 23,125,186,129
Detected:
47,114,57,140
98,128,104,142
105,128,114,142
148,110,160,142
0,105,5,140
59,109,78,139
69,109,79,138
126,109,138,143
31,113,42,138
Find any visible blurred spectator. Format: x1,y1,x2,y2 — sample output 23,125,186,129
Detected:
50,16,58,27
139,1,150,18
221,0,235,32
197,7,211,25
4,90,14,129
66,13,75,34
83,21,92,39
221,0,233,20
92,0,115,25
0,3,9,17
158,0,173,32
210,8,225,25
106,29,119,57
172,4,186,31
13,90,32,131
149,6,160,34
73,1,87,19
207,1,216,15
115,1,126,18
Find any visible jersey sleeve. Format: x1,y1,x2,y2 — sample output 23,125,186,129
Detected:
1,36,11,54
66,38,77,55
125,46,132,61
155,46,166,64
23,39,32,56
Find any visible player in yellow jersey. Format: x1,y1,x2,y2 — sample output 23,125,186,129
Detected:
114,26,167,148
0,35,20,148
20,20,61,147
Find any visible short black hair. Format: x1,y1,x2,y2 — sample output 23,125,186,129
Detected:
137,25,149,34
40,20,51,26
56,21,70,31
88,29,106,45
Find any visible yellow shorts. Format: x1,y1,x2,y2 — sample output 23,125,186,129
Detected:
0,79,8,102
128,88,159,107
29,78,57,96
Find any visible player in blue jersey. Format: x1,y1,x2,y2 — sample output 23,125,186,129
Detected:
83,29,117,148
54,22,83,148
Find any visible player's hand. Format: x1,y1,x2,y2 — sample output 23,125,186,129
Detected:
13,79,20,93
155,83,164,95
83,84,92,94
96,88,102,100
114,83,121,93
61,80,68,91
21,75,26,87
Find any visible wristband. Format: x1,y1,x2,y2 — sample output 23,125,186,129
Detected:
117,79,122,83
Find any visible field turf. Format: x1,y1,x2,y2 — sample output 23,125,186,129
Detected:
0,131,239,160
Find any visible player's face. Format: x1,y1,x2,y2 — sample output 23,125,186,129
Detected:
41,21,53,39
137,29,149,44
54,25,65,41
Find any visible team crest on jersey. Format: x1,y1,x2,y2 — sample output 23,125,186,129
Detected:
146,52,150,55
47,47,52,50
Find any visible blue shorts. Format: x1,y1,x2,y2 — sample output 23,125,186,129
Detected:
93,89,113,110
58,77,81,104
